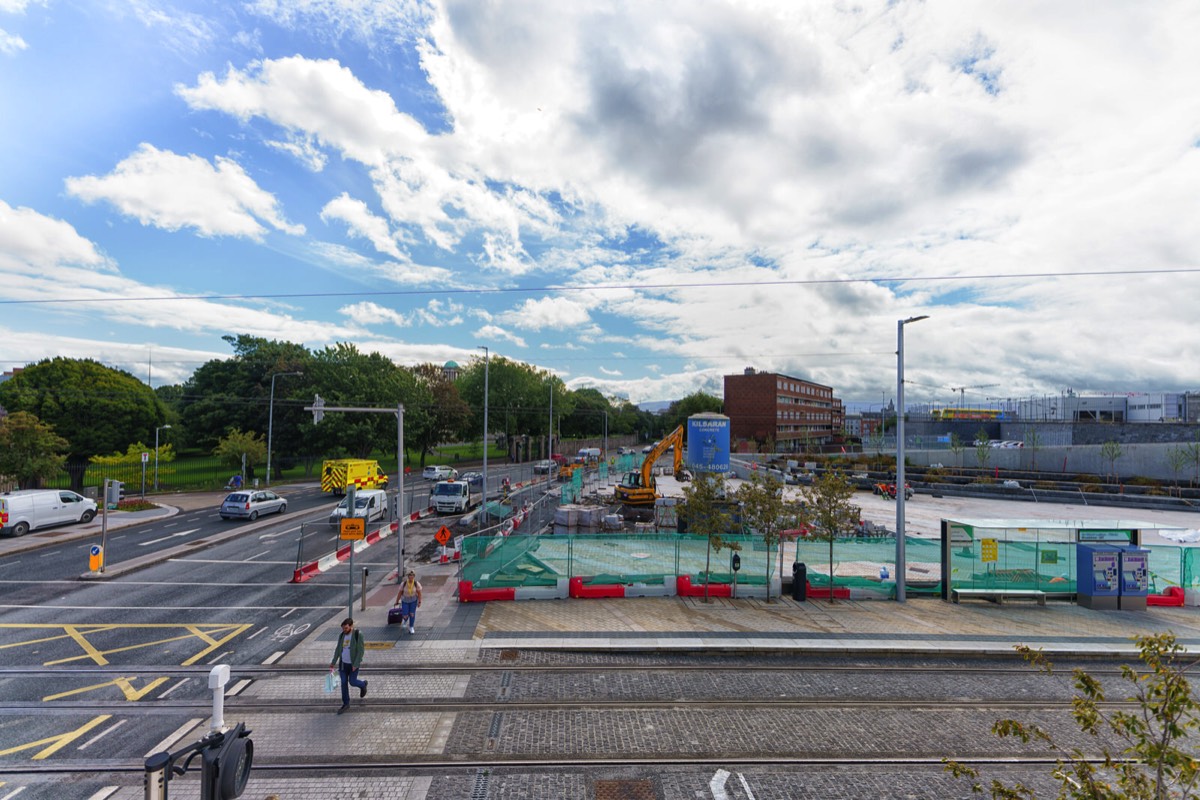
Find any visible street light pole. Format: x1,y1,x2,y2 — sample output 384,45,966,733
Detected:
479,346,489,527
266,371,302,486
154,424,171,491
896,315,929,603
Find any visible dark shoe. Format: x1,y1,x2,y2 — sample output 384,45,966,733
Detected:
337,704,348,715
359,681,368,699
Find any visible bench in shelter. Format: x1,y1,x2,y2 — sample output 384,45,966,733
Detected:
950,588,1047,606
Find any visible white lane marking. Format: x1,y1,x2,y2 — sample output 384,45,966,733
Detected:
146,718,203,758
38,550,61,558
259,526,300,540
226,679,251,697
78,719,127,750
0,561,20,569
1,788,27,799
244,550,270,561
159,678,191,698
738,772,757,799
710,769,731,800
86,788,120,800
139,529,200,546
246,627,268,640
0,603,345,609
167,559,295,565
262,651,285,665
280,607,298,618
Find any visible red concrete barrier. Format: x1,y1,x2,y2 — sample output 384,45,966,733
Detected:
1147,586,1186,607
675,575,732,598
569,576,626,599
458,580,516,603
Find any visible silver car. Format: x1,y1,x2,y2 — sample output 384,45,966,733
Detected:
219,490,287,520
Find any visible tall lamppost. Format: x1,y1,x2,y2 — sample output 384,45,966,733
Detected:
266,371,302,486
154,424,171,491
479,346,489,527
896,315,928,603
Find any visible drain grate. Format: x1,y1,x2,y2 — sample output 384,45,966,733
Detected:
471,768,490,800
499,648,519,660
485,711,503,750
496,670,512,700
594,779,657,800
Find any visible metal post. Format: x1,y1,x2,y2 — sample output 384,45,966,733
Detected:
154,424,170,492
479,346,489,529
360,568,369,611
100,478,109,574
548,381,553,460
396,403,405,583
266,371,302,487
346,484,356,619
896,315,928,603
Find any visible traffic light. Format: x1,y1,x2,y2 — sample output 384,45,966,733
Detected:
200,723,253,800
106,480,125,508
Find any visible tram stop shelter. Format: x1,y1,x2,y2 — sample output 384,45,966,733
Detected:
939,517,1198,607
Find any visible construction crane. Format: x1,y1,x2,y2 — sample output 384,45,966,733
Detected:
949,384,999,407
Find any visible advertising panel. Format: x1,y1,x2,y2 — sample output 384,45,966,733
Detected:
686,413,730,474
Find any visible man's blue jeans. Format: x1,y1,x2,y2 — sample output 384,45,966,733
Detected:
338,661,366,706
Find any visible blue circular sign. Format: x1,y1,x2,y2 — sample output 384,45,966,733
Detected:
90,545,101,556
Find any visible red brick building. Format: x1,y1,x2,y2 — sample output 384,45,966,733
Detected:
723,367,842,452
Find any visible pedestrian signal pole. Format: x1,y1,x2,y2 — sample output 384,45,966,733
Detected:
306,396,406,585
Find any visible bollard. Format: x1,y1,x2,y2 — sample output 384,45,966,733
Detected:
360,568,369,611
209,664,230,733
144,750,170,800
791,562,807,602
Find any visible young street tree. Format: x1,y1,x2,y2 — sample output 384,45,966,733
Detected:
800,469,859,604
735,472,795,603
946,633,1200,799
0,411,69,489
1100,440,1123,485
214,429,267,479
680,471,735,603
975,428,993,473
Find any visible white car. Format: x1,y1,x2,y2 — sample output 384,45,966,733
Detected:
422,465,458,481
532,460,556,474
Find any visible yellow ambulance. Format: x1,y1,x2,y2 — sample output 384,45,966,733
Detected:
320,459,389,495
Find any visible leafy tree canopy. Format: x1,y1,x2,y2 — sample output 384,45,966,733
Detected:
0,411,69,489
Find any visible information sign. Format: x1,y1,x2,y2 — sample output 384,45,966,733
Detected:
980,538,998,563
339,517,365,540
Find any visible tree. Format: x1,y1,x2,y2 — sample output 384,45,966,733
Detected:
1024,427,1043,471
662,391,722,433
1100,440,1123,485
945,633,1200,799
407,363,470,466
680,471,734,603
950,432,966,473
213,429,267,478
1186,435,1200,489
457,356,565,457
0,412,69,489
0,357,168,490
800,469,859,604
975,428,992,473
735,472,791,603
1166,446,1189,497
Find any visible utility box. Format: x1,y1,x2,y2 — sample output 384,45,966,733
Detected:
1117,546,1149,612
1076,544,1120,610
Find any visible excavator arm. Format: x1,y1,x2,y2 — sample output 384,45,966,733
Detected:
617,424,686,506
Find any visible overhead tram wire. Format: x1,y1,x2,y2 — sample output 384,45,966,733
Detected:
2,266,1198,306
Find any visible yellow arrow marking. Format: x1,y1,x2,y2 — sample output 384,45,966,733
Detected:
0,715,111,759
43,676,169,702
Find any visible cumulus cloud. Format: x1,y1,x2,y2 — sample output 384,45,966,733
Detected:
0,28,26,55
65,144,304,239
477,324,527,348
321,193,405,260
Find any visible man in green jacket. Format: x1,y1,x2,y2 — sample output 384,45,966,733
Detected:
329,617,367,713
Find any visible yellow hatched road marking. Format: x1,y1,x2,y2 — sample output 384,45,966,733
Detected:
0,623,252,667
43,676,170,702
0,715,111,760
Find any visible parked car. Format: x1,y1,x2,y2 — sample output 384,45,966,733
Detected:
422,465,458,481
460,471,484,488
532,460,556,474
0,490,98,537
219,490,287,521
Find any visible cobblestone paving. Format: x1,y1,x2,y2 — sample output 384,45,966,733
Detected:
245,673,470,701
444,707,1104,759
107,776,432,799
464,666,1080,703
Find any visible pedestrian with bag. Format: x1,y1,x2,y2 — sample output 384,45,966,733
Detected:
329,617,367,714
393,569,422,635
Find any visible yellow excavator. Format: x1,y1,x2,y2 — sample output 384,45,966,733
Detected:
614,424,687,506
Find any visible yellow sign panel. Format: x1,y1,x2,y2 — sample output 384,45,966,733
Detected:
340,517,366,540
980,538,998,563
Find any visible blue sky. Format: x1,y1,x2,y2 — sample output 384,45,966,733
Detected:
2,0,1198,407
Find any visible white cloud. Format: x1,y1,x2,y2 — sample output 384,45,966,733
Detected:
0,200,113,274
0,28,26,55
497,296,593,331
320,192,405,260
65,144,304,239
477,324,527,348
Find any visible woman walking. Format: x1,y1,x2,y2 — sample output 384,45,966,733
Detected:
394,570,423,634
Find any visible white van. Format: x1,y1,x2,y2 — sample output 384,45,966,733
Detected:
328,489,389,525
0,490,98,537
432,480,481,514
578,447,602,463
